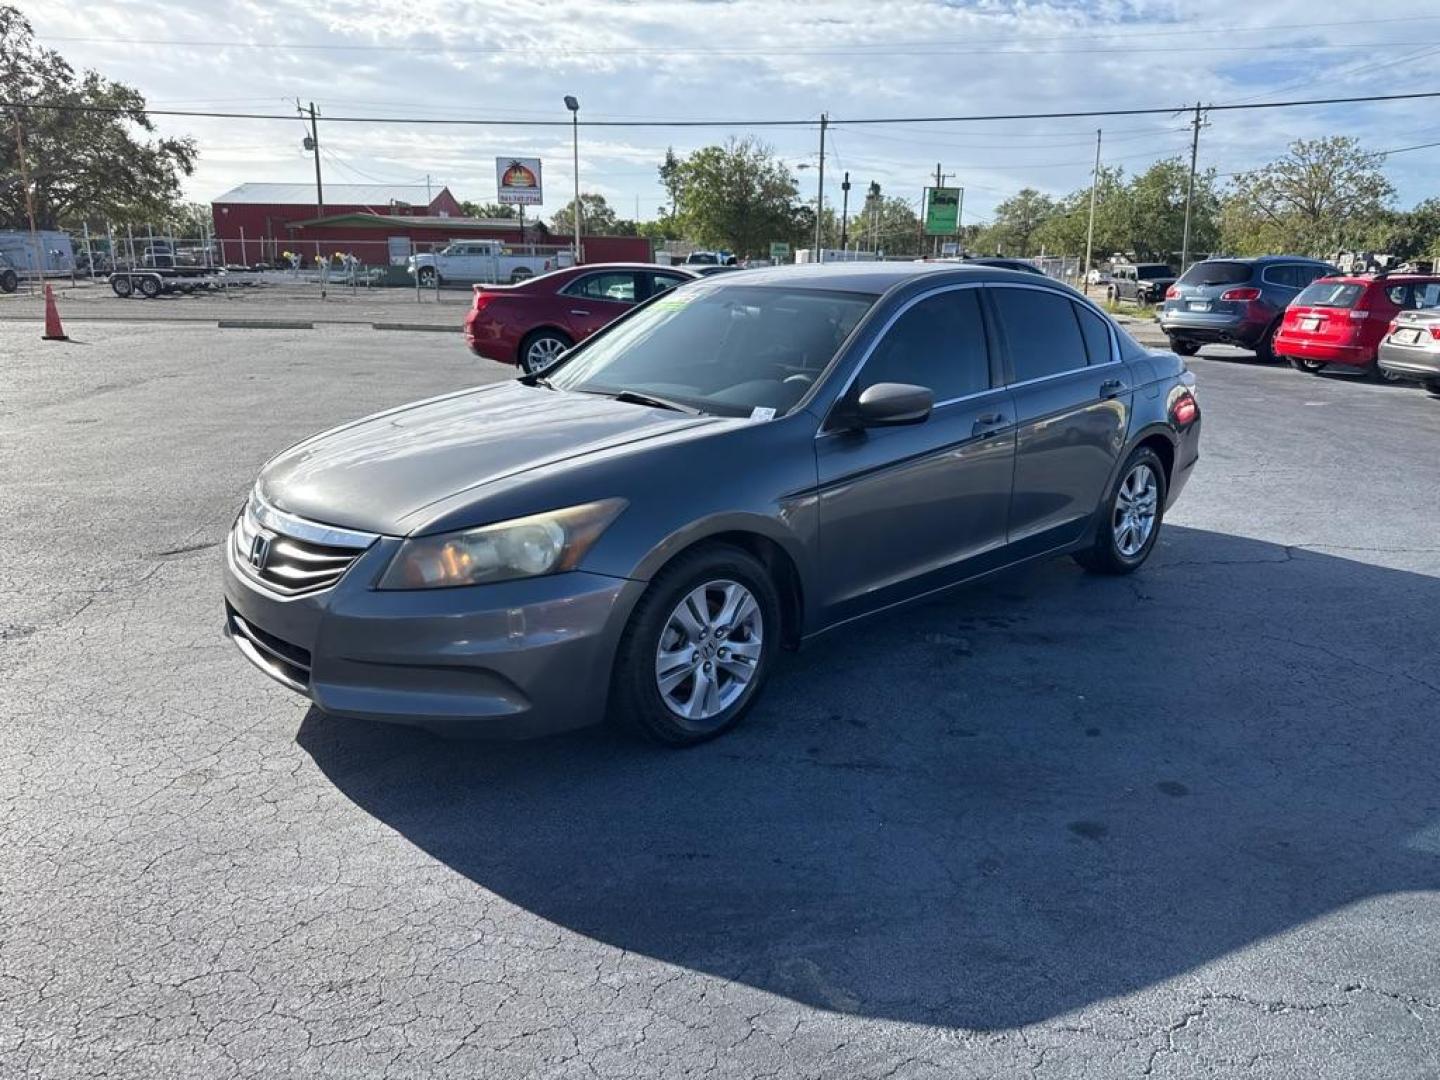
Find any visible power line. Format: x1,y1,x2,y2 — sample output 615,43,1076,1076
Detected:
7,90,1440,128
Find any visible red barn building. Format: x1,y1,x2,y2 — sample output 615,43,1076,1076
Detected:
210,182,464,263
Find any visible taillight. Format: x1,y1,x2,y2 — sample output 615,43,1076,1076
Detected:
472,288,494,312
1430,326,1440,341
1164,285,1179,300
1170,389,1197,426
1220,286,1261,301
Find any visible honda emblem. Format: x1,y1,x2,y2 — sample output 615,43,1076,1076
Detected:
248,533,271,570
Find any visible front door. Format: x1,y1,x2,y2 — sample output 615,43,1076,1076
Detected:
985,284,1130,555
815,285,1016,626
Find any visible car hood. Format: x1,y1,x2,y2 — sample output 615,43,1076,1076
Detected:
257,381,718,535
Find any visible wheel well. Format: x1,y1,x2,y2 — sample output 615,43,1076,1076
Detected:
1137,433,1175,486
665,531,805,649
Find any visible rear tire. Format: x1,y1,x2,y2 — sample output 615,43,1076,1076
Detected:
518,329,573,374
1168,337,1199,357
138,274,161,299
1424,379,1440,397
1368,361,1405,384
1075,447,1167,576
0,268,16,294
1253,324,1278,362
417,266,437,287
1289,357,1325,374
509,267,534,284
609,544,781,746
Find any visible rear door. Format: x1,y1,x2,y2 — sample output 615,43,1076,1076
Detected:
560,270,642,339
987,284,1129,554
815,285,1015,624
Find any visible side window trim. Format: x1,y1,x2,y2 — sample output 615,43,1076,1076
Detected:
985,282,1119,388
823,282,999,419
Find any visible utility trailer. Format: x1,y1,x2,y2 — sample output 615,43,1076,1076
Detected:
107,266,225,298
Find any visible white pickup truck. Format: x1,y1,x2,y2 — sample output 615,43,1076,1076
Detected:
407,240,574,286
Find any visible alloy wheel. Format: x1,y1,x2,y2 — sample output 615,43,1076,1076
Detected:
1112,463,1159,558
523,336,568,374
654,580,763,722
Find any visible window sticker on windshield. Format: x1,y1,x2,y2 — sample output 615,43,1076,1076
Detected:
749,406,777,422
651,291,698,312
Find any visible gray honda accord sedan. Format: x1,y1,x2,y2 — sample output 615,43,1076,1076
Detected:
224,263,1201,744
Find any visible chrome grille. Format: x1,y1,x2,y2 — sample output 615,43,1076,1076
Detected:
232,496,377,597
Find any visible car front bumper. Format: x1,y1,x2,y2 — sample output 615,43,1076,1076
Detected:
222,534,643,738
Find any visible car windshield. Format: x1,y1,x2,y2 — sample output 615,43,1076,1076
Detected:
1295,281,1363,308
1137,265,1172,279
546,285,875,418
1179,261,1250,286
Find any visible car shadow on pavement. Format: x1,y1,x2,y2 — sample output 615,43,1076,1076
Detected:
297,525,1440,1030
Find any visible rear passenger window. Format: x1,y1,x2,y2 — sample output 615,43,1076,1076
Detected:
1073,303,1113,365
858,288,990,402
989,287,1088,382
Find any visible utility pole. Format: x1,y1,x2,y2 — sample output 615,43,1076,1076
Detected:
839,172,851,251
11,109,42,293
425,173,432,203
813,113,827,263
868,181,882,254
929,163,953,257
1084,128,1102,289
1181,102,1205,273
299,101,324,218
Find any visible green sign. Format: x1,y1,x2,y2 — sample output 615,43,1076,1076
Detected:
769,241,791,261
924,187,962,235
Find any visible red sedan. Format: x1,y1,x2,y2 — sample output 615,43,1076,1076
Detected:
1276,273,1440,379
464,263,701,373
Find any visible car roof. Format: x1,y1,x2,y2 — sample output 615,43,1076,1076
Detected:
1196,255,1332,265
1316,273,1440,284
699,261,1050,295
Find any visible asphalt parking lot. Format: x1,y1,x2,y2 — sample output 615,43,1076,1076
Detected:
2,320,1438,1079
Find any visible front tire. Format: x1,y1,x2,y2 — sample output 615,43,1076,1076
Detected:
610,544,781,746
518,329,573,374
1075,447,1167,576
0,268,16,294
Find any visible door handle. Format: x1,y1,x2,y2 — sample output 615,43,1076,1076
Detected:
569,308,590,316
1100,378,1126,398
972,412,1006,437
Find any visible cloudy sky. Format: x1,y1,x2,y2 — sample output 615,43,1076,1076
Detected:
16,0,1440,230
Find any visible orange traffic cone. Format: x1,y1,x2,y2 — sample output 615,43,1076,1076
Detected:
42,284,68,341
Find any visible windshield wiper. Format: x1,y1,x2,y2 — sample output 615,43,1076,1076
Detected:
610,390,702,415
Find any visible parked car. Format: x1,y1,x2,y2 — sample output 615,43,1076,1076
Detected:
1376,284,1440,393
1276,273,1440,379
224,263,1201,745
0,253,17,294
1086,268,1112,286
465,263,701,373
684,251,736,266
1107,263,1176,305
409,240,573,287
961,256,1047,276
692,265,739,277
1157,256,1335,358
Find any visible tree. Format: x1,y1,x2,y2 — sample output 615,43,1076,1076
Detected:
460,200,517,219
1125,157,1219,261
668,137,799,256
551,193,619,235
658,147,684,218
1032,165,1127,260
0,6,196,229
985,188,1057,256
1221,136,1394,256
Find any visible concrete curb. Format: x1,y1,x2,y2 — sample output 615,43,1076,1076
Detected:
371,322,460,333
217,319,315,330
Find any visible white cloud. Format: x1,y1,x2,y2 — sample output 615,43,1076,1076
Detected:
15,0,1440,228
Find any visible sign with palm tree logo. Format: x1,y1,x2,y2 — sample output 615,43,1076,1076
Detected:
496,158,544,205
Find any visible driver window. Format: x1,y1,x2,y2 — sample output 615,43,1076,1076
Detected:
856,289,991,403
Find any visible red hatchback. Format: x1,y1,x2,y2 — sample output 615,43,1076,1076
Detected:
1275,273,1440,378
464,263,700,373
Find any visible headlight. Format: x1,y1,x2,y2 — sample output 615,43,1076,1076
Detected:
377,499,626,590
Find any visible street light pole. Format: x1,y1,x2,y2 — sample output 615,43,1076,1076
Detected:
1084,128,1102,288
840,172,851,251
813,113,827,264
564,95,581,263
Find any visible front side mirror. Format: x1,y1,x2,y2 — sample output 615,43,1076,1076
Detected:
854,382,933,427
